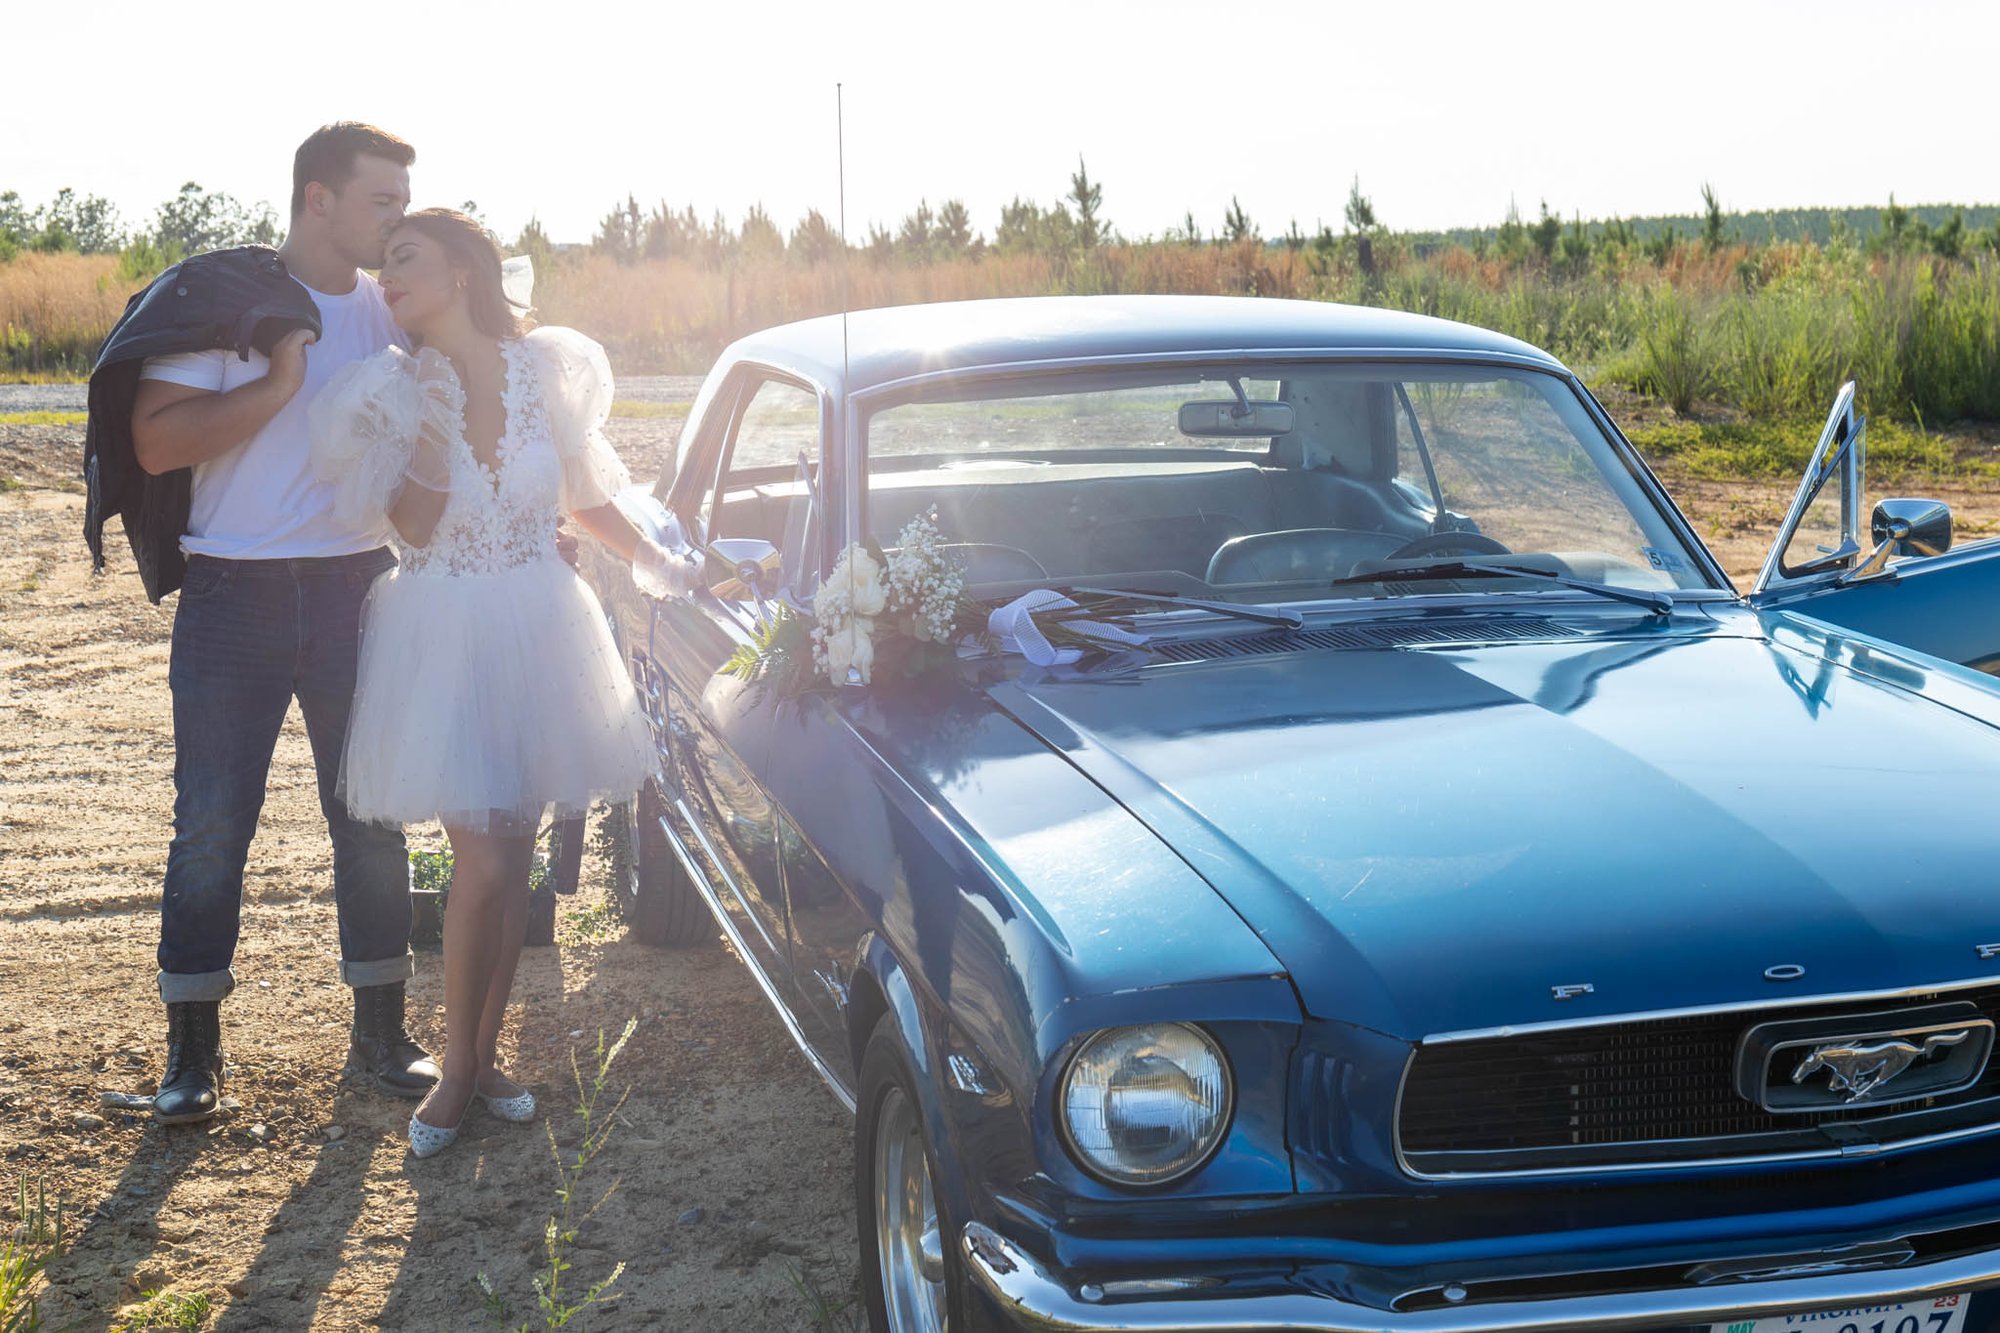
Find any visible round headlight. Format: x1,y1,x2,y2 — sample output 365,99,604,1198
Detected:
1059,1022,1232,1187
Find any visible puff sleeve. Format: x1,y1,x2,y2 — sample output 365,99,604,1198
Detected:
308,347,424,526
528,325,632,513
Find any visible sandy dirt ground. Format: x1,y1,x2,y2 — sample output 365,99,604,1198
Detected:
0,420,859,1333
6,410,2000,1333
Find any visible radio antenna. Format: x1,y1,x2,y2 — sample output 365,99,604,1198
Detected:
836,83,851,410
833,82,863,682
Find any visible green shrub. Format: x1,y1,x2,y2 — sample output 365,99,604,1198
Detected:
116,237,184,284
1634,286,1715,414
1902,260,2000,421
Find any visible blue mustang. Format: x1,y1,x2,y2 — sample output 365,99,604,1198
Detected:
582,296,2000,1332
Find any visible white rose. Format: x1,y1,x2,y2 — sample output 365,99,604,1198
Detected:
843,547,888,617
823,620,875,685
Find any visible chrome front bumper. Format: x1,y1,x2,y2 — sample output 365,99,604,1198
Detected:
961,1221,1998,1332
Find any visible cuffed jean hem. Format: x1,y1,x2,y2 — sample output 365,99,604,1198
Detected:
340,951,416,988
159,968,235,1003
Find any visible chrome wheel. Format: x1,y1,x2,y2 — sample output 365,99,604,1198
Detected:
873,1084,948,1332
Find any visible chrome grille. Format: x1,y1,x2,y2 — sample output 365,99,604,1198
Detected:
1395,986,2000,1176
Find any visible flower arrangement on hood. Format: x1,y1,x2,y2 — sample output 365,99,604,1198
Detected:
810,509,972,686
724,507,1134,697
724,509,978,694
812,541,889,684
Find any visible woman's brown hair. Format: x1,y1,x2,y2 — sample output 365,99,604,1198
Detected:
394,207,529,339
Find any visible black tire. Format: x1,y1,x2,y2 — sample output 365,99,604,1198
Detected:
625,779,712,948
856,1016,979,1333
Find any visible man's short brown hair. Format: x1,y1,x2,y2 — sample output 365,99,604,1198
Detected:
291,123,415,218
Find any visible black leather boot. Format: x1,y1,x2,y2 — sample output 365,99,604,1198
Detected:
154,1001,224,1125
349,982,440,1097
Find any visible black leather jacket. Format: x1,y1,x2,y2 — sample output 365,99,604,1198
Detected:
84,246,321,603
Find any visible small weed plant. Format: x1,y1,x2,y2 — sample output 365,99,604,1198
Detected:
1,1176,65,1333
483,1017,638,1330
786,1262,861,1332
559,899,621,943
110,1288,211,1332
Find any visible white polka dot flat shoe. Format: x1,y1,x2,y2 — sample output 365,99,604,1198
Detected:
407,1110,460,1158
477,1087,536,1123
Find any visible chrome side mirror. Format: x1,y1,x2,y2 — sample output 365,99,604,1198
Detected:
706,537,781,620
1844,498,1952,582
1874,498,1952,557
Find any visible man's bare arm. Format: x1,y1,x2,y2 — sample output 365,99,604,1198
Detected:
132,330,314,475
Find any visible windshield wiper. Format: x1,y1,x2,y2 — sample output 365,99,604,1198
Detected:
1327,559,1674,616
1062,585,1307,630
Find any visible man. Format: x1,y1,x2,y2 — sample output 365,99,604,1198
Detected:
132,122,437,1124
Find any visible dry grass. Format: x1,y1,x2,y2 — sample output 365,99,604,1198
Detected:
0,253,140,375
10,237,2000,432
535,251,1053,371
531,242,1329,371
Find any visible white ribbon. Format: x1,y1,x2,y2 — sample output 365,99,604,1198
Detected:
501,254,535,311
986,589,1147,666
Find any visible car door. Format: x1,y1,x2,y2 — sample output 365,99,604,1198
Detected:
1747,382,2000,674
651,370,826,986
772,801,869,1088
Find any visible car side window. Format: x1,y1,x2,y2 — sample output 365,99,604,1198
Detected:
702,376,822,595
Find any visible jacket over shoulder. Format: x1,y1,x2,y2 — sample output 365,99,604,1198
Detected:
84,246,321,603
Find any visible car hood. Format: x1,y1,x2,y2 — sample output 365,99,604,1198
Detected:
986,612,2000,1040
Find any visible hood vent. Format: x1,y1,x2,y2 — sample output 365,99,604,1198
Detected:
1149,616,1582,664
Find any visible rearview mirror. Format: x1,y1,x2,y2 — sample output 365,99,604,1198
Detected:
1179,400,1295,438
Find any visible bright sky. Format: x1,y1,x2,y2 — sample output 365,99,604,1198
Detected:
12,0,1999,247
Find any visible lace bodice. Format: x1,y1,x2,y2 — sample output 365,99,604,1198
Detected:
402,338,560,575
308,327,631,578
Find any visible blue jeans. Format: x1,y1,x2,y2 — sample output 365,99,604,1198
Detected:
158,550,413,1003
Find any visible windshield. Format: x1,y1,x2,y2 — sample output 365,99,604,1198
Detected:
857,363,1713,605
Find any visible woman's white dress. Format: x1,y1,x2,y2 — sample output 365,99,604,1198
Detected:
308,326,655,832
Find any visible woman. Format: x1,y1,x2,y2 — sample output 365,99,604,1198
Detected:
308,208,679,1157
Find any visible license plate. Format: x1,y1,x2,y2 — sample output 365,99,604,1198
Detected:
1708,1294,1969,1333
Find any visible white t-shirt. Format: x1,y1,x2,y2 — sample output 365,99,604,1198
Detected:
140,270,407,560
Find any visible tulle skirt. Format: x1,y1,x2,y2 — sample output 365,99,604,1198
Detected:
341,556,656,832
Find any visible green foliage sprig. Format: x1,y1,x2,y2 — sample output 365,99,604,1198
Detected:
1,1176,66,1333
481,1018,637,1331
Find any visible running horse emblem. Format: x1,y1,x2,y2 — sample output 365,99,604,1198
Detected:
1790,1029,1973,1103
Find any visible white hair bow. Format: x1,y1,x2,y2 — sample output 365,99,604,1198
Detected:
501,254,535,311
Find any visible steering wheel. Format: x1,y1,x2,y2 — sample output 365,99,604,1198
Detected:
1388,530,1511,561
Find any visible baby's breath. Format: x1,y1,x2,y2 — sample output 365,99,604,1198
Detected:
739,509,974,692
885,508,967,644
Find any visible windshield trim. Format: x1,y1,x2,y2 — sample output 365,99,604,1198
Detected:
1567,379,1735,595
850,346,1568,411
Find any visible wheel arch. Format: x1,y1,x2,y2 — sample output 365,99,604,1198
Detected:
849,932,931,1086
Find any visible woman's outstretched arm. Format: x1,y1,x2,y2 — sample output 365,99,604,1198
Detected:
571,501,701,589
